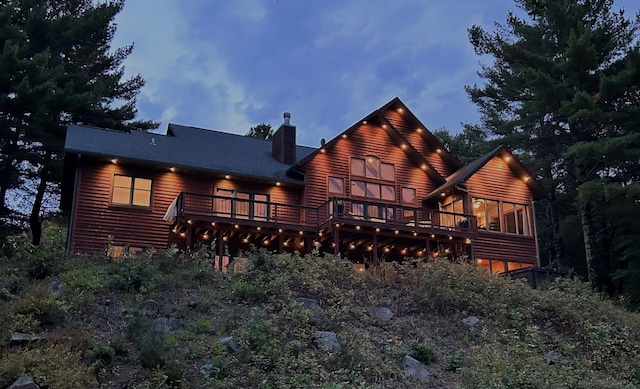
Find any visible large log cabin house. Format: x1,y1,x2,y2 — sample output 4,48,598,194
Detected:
61,97,546,273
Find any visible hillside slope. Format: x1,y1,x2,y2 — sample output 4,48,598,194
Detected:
1,227,640,388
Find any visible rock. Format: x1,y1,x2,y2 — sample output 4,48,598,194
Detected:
47,280,66,294
295,297,324,324
218,336,240,353
7,375,39,389
152,317,183,332
461,316,481,328
142,299,160,317
199,363,213,376
367,307,394,322
403,355,431,382
187,301,197,308
11,333,44,345
295,297,321,311
315,331,340,352
543,351,560,365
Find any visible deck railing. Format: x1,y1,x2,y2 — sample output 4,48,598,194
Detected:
327,197,476,234
175,192,475,233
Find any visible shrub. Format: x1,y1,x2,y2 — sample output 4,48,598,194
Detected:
110,258,159,293
407,342,435,365
13,284,66,328
0,345,97,388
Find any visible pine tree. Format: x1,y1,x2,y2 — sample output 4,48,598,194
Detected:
0,0,158,244
466,0,640,290
246,123,274,140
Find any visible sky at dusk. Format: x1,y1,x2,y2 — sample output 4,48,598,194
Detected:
112,0,639,147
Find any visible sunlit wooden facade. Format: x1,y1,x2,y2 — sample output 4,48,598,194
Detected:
62,98,546,272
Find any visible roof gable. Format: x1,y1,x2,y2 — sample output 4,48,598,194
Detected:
425,145,547,200
297,99,447,185
379,97,462,175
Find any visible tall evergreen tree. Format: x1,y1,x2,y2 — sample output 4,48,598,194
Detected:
433,124,493,164
466,0,640,290
0,0,157,244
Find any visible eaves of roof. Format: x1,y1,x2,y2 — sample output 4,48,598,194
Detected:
64,123,315,185
424,145,548,201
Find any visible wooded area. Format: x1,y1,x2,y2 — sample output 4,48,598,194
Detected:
461,0,640,299
0,0,156,244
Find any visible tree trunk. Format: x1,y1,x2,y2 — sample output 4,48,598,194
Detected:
0,157,15,213
29,167,49,245
578,200,600,290
544,197,563,269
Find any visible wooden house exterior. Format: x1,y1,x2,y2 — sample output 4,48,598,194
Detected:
61,98,546,273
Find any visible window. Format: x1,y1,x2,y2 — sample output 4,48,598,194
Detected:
351,156,394,181
111,175,151,206
215,188,269,220
351,181,365,197
365,156,380,178
351,158,365,177
352,180,395,202
402,188,417,205
328,177,344,195
472,197,530,235
381,185,395,201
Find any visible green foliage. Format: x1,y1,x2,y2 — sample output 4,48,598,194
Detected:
407,342,435,365
13,284,66,329
245,122,274,140
126,314,185,386
88,341,116,368
3,235,640,388
110,257,159,293
0,345,97,388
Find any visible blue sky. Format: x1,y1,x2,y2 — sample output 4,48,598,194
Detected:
112,0,639,147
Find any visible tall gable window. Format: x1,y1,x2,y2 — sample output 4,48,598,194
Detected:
111,175,152,207
350,156,396,202
351,157,394,181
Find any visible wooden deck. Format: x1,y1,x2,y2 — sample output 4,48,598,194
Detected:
168,192,476,264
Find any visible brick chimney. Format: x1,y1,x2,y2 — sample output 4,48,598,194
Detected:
272,112,296,165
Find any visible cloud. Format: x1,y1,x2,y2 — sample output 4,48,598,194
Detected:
110,0,640,145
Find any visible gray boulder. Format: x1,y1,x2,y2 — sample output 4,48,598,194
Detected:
218,336,240,353
47,281,66,294
543,351,560,365
199,363,213,376
152,317,183,332
403,355,431,382
461,316,481,329
367,307,394,322
7,375,39,389
295,297,324,323
10,333,44,345
315,331,340,352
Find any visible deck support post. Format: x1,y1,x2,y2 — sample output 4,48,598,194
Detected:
217,229,224,271
186,225,193,255
278,233,284,253
305,237,313,255
333,228,340,256
372,232,379,267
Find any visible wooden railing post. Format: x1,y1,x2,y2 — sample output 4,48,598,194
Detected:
274,204,279,224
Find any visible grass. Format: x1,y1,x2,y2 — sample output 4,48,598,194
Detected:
1,225,640,388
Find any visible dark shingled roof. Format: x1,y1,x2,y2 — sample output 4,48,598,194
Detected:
424,145,547,200
64,123,316,183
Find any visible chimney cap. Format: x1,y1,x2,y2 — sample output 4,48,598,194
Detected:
283,112,291,125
